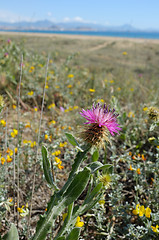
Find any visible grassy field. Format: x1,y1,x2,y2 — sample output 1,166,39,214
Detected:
0,32,159,239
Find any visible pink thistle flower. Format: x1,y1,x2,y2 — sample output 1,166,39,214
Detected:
80,103,121,147
7,39,11,44
80,103,121,136
4,52,9,57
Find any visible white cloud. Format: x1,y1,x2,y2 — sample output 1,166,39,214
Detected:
62,16,89,23
0,10,32,22
63,17,71,22
0,10,18,22
104,21,110,26
47,12,52,17
73,16,84,22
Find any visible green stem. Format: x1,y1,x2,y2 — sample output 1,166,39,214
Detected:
54,203,74,239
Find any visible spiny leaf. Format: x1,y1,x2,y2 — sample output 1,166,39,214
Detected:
33,168,90,240
65,133,83,152
41,146,58,190
65,133,78,147
63,167,91,206
88,162,112,173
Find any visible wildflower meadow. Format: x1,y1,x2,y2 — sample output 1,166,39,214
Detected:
0,34,159,240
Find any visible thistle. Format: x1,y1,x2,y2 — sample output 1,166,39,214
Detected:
80,103,121,147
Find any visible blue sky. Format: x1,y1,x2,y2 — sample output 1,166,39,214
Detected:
0,0,159,30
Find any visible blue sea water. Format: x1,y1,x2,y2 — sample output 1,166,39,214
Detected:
1,29,159,39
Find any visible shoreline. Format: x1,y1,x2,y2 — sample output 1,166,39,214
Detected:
1,31,159,43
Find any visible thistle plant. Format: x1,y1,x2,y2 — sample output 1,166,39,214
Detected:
31,103,121,240
3,103,121,240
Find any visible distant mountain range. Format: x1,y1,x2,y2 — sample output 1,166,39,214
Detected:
0,20,158,32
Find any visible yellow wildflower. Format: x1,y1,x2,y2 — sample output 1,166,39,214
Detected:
99,199,105,205
30,66,35,70
34,107,38,112
148,137,155,142
59,142,67,147
109,80,114,83
129,165,133,171
27,91,34,96
132,204,145,217
68,107,73,111
145,207,151,218
67,84,72,88
141,154,146,161
30,141,36,148
13,129,18,135
25,122,31,128
49,120,56,125
11,129,18,138
67,74,74,78
54,157,64,169
151,225,159,233
54,157,61,163
138,205,145,217
122,51,128,55
12,104,16,109
48,103,55,109
75,216,84,227
1,157,5,165
52,150,61,156
17,203,29,217
57,163,64,169
136,168,141,175
97,99,104,103
89,88,95,93
143,107,148,111
6,148,13,156
73,106,79,110
14,148,18,154
0,119,6,127
6,155,12,163
45,134,48,140
128,112,135,118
